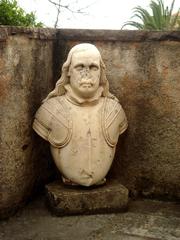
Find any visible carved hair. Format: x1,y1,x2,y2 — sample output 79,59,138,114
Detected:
44,43,113,102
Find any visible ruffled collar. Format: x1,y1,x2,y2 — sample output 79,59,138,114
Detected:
64,84,103,105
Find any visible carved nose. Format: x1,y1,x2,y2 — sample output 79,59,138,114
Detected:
83,67,90,76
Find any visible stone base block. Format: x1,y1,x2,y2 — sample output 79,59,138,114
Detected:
45,180,129,216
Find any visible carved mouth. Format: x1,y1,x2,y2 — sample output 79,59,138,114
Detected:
80,83,93,88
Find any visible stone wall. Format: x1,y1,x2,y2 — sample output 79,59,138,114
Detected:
0,27,180,218
56,30,180,200
0,27,57,218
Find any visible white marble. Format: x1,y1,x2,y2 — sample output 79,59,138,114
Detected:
33,43,128,186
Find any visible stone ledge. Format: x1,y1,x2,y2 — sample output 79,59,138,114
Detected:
1,27,179,42
0,26,57,41
45,180,129,216
58,29,180,42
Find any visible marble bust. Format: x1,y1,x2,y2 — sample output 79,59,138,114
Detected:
33,43,128,187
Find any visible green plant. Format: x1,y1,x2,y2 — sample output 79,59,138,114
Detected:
0,0,43,27
122,0,180,30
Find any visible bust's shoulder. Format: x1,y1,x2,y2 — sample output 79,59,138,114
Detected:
102,96,128,146
104,96,128,133
105,97,123,112
33,95,70,144
35,96,68,117
40,96,64,109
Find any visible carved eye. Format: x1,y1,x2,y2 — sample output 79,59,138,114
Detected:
75,64,84,71
90,64,99,71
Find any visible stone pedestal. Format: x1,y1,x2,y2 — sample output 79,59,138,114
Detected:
45,180,129,216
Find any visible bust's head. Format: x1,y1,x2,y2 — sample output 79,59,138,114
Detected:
68,44,101,98
44,43,113,102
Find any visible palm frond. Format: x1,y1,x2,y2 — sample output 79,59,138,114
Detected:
150,0,164,29
169,0,175,17
121,21,144,30
121,0,179,30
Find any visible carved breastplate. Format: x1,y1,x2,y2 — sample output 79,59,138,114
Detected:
33,96,72,148
33,96,127,186
33,96,127,147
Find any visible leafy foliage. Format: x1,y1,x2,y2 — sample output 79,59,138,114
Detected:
0,0,43,27
122,0,180,30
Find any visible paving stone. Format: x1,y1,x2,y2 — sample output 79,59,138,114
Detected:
45,180,129,216
0,197,180,240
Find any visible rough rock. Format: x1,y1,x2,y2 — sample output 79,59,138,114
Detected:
45,180,129,216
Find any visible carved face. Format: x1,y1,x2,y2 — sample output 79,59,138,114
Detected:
68,49,101,98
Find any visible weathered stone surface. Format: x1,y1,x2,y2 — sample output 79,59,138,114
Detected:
1,28,180,218
105,40,180,199
33,43,128,187
1,197,180,240
45,180,129,215
58,29,180,42
0,26,57,41
56,30,180,200
0,28,56,219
